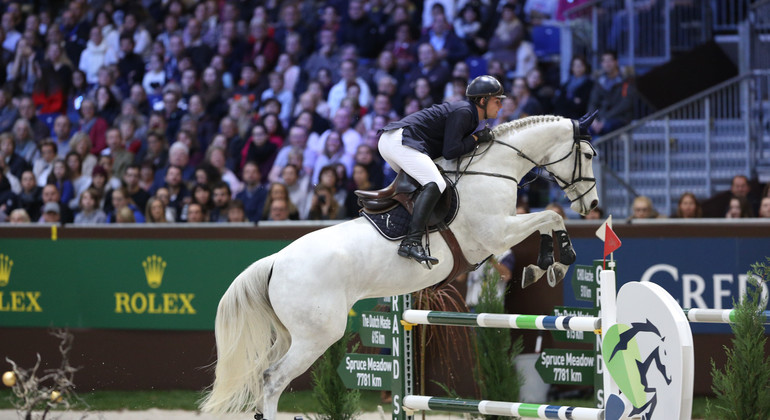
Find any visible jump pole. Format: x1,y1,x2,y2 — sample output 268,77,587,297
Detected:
403,395,604,420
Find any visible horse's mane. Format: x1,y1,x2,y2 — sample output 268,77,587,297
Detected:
492,115,564,137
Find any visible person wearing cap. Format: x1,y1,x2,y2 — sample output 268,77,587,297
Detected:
376,75,504,266
39,201,60,224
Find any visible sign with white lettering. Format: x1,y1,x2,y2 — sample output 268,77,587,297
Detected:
336,354,394,391
359,311,394,347
534,349,596,385
571,265,596,302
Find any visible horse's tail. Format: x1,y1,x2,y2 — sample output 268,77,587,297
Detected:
200,254,289,414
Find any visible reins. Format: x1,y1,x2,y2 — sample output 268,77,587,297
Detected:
443,121,598,204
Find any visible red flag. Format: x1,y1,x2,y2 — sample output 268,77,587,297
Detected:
604,224,622,257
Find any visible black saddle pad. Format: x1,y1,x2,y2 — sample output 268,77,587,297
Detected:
361,186,459,241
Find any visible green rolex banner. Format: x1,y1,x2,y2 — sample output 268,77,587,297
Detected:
0,238,289,330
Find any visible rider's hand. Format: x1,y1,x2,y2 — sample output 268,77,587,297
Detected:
475,127,494,144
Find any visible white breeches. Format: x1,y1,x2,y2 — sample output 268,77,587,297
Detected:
378,128,447,192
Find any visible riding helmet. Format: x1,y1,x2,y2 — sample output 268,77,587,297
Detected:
466,75,506,99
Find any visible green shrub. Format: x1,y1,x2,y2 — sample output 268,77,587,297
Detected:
309,327,361,420
706,257,770,420
474,263,524,420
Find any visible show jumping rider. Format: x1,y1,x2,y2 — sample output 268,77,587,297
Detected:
378,75,505,266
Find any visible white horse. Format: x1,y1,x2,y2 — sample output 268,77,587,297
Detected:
200,115,600,419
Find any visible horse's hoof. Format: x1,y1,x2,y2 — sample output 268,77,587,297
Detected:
522,265,543,288
254,414,263,420
547,264,567,287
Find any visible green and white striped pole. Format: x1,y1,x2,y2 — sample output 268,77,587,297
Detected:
402,310,601,332
683,308,770,324
403,395,604,420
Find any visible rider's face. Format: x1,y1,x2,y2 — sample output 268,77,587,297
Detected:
485,97,502,118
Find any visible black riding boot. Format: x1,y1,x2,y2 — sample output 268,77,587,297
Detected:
398,182,441,265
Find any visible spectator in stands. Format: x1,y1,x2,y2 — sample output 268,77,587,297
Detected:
339,0,382,61
1,132,28,179
73,187,106,224
345,163,374,218
33,140,57,187
7,37,36,95
8,208,30,223
419,11,468,65
154,187,178,222
205,145,242,197
184,202,206,223
51,115,73,158
328,59,373,117
759,197,770,218
267,198,291,221
453,3,487,56
261,71,294,127
486,4,524,72
153,165,189,220
280,163,311,219
673,192,702,218
76,99,108,155
18,170,41,220
313,131,353,185
68,133,97,181
235,161,267,222
38,201,60,224
545,202,567,219
628,195,659,220
526,67,554,114
401,43,450,105
246,20,279,70
145,196,170,223
240,123,277,182
45,158,73,208
553,55,594,119
122,164,150,214
588,51,636,136
585,206,604,220
39,183,72,224
0,90,18,134
268,125,313,183
64,151,91,210
79,27,117,85
308,184,344,220
725,196,754,218
262,182,299,221
703,175,760,217
117,34,144,94
95,85,121,126
511,77,543,119
226,199,247,223
207,181,230,223
135,131,168,170
318,107,363,162
31,62,65,114
19,96,51,143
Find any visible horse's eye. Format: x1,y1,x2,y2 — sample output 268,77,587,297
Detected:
584,153,593,160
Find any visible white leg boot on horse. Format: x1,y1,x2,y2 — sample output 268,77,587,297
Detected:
398,182,441,267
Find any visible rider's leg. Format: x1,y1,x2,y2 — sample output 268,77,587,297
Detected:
399,182,441,264
379,129,447,265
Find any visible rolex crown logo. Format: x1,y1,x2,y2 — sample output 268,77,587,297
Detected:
0,254,12,287
142,255,167,288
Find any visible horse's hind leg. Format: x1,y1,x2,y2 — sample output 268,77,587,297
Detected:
260,337,335,420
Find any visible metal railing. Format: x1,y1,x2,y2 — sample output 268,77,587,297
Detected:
593,71,770,218
562,0,750,78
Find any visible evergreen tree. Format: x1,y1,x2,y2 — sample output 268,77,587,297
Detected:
706,257,770,420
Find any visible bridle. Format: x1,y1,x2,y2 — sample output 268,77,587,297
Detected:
444,120,597,204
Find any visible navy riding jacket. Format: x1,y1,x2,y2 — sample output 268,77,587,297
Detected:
381,101,480,160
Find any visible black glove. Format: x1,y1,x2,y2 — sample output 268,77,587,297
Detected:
476,127,494,144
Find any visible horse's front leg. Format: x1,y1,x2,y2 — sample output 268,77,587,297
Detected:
492,211,572,288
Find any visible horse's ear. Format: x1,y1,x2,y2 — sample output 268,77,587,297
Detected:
578,110,599,135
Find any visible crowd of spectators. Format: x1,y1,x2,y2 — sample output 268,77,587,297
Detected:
0,0,766,225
